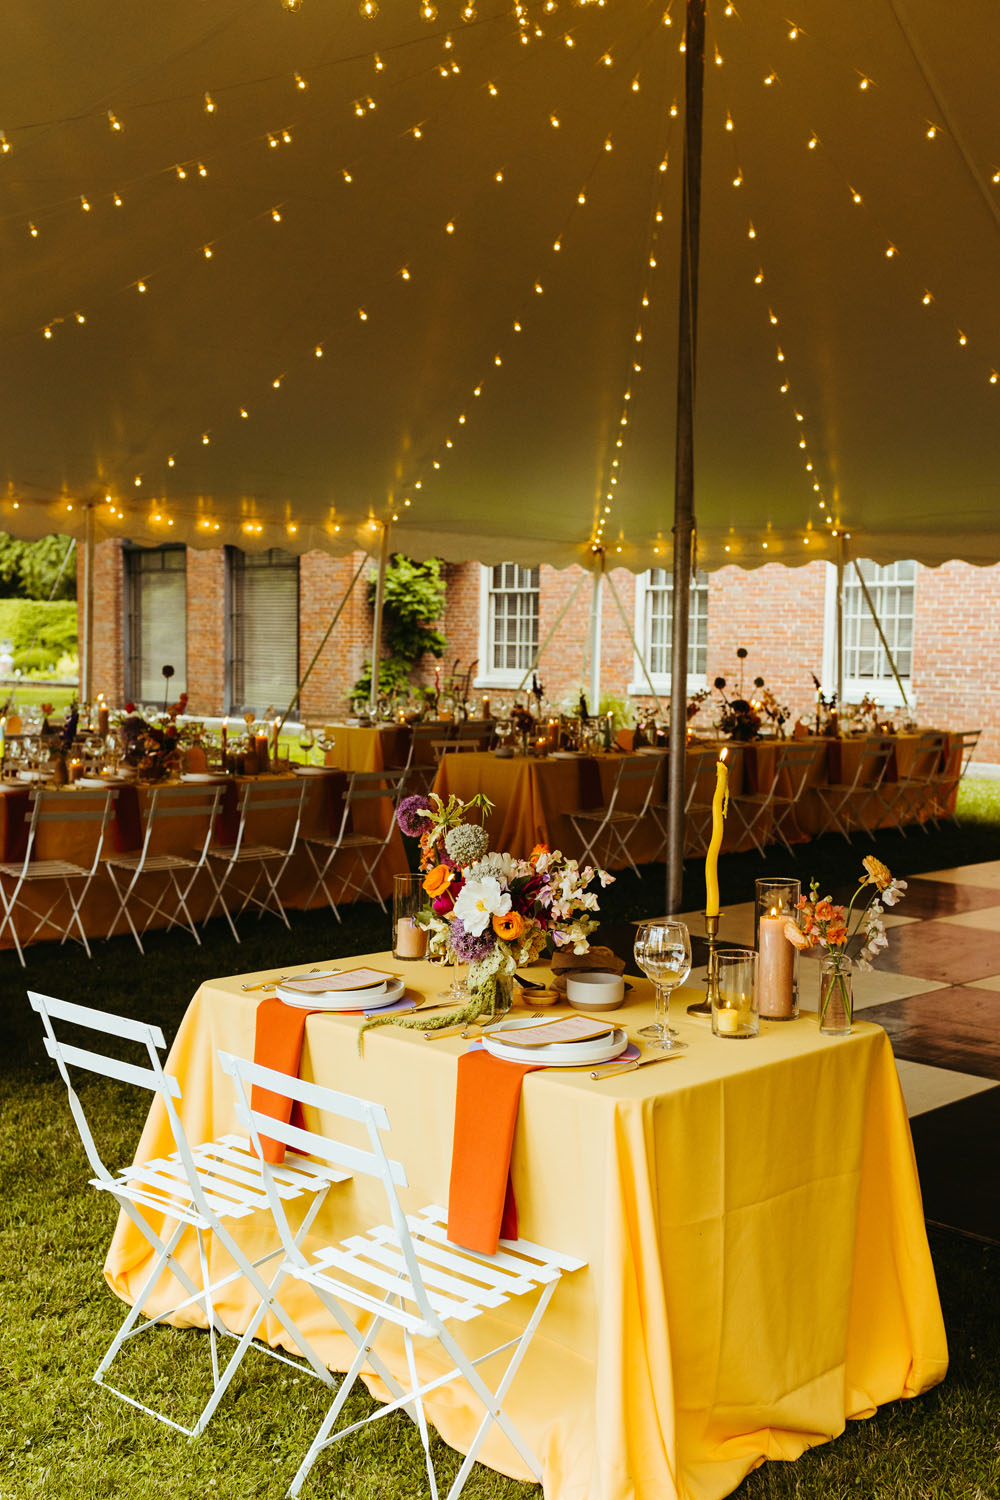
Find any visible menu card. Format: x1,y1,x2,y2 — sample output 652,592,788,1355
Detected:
279,966,394,994
489,1014,613,1048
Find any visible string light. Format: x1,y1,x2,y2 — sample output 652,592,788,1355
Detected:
107,111,122,132
203,93,216,113
0,132,11,155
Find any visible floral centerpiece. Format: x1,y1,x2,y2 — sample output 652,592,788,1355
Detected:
373,792,615,1035
784,855,906,1032
119,692,191,780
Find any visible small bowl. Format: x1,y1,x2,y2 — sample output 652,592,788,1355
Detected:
565,971,625,1011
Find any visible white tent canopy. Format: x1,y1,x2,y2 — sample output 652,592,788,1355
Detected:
1,0,999,572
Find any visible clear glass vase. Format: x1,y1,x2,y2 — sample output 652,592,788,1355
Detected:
819,955,853,1036
488,975,514,1019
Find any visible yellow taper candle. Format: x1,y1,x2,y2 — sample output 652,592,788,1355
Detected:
704,748,729,917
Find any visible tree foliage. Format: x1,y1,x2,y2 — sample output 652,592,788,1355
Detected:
0,533,77,600
354,554,447,700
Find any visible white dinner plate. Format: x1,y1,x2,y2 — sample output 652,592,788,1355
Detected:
181,772,230,782
276,976,405,1010
76,778,116,788
293,765,338,776
550,751,582,759
481,1016,628,1067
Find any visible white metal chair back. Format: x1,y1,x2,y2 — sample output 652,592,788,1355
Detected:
455,718,494,749
568,754,663,877
219,1050,586,1500
0,786,117,964
815,735,896,841
303,768,405,918
203,775,309,934
729,740,821,856
104,781,227,951
881,730,948,835
938,728,983,825
28,989,345,1437
398,722,454,796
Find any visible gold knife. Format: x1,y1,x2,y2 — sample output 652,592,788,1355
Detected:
589,1053,684,1080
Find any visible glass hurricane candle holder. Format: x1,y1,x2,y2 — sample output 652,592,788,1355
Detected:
392,874,429,962
754,877,800,1021
711,948,758,1039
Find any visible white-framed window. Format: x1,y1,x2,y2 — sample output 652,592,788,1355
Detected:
475,563,540,688
629,568,709,694
822,559,916,708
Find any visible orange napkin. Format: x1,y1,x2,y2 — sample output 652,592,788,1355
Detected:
447,1049,542,1255
251,996,317,1163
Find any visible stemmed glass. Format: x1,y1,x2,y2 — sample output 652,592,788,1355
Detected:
634,919,691,1052
298,726,315,765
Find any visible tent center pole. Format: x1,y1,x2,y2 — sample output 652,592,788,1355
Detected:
589,553,603,713
83,503,96,705
835,533,845,706
666,0,706,915
368,522,391,716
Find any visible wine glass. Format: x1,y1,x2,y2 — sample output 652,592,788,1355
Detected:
634,919,691,1052
298,726,315,765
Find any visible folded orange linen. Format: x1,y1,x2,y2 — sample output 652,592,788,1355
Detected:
447,1049,542,1255
251,996,315,1163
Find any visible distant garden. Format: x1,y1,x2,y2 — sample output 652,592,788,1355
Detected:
0,533,77,682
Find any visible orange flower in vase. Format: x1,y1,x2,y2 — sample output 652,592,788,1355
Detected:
423,864,453,900
492,910,525,941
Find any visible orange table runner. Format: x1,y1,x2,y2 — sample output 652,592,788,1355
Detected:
447,1048,542,1254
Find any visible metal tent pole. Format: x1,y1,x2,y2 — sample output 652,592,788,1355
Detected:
368,522,391,716
82,504,96,704
835,533,845,705
589,552,603,712
666,0,706,914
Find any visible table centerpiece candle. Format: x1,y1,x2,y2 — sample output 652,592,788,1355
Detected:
755,877,800,1019
704,749,729,918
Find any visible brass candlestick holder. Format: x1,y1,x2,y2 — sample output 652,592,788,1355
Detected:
687,911,721,1017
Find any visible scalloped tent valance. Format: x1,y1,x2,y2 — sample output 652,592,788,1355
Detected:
1,0,998,572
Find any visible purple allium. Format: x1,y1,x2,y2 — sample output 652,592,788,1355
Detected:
396,794,432,838
450,917,496,963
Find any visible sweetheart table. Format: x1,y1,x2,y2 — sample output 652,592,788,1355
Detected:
104,953,946,1500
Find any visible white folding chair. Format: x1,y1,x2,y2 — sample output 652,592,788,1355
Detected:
397,723,453,798
878,730,948,836
28,990,347,1437
302,769,404,920
454,718,494,751
727,740,821,856
218,1051,586,1500
203,776,309,935
650,747,722,860
813,736,896,841
937,728,982,825
567,754,663,876
0,786,117,965
105,782,228,952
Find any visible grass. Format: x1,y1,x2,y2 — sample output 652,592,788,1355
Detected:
2,682,77,714
2,811,999,1500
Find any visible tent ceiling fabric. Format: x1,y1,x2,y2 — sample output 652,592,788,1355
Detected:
1,0,998,571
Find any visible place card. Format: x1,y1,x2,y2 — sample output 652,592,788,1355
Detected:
280,966,397,993
491,1015,614,1048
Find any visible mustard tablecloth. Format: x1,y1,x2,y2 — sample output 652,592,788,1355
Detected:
104,954,947,1500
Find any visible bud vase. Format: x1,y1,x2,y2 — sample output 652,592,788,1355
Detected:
819,955,853,1036
489,975,514,1019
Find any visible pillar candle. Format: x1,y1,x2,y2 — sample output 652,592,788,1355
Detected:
704,750,729,917
254,734,269,772
0,716,5,772
221,717,228,757
757,909,795,1018
395,917,428,959
68,758,83,783
97,701,109,736
481,696,490,718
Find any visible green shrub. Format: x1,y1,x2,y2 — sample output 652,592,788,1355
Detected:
12,646,58,675
0,598,78,664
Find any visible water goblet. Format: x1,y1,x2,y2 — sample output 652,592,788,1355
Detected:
298,726,315,765
634,919,691,1052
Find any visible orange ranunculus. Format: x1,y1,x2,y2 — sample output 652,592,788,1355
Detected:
825,921,849,947
814,898,834,923
529,843,550,865
423,864,453,899
493,910,526,941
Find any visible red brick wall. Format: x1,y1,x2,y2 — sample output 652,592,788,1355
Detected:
913,561,1000,763
185,549,225,715
89,538,124,703
299,551,375,719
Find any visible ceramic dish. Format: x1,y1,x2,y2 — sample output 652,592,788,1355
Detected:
76,777,116,789
293,765,338,776
181,772,229,783
480,1015,628,1067
276,976,405,1010
565,971,626,1011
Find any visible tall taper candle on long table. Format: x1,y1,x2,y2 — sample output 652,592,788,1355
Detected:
704,749,729,917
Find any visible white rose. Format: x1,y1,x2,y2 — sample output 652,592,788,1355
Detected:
453,876,511,937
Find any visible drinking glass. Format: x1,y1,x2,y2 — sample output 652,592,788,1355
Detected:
298,726,315,765
634,919,691,1052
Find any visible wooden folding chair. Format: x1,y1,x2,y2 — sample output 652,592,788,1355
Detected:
727,740,821,856
0,786,117,965
104,782,227,953
302,769,404,919
567,754,663,876
28,991,347,1438
203,776,309,934
218,1050,586,1500
813,736,896,841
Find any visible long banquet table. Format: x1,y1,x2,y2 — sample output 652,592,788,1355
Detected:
0,770,408,952
432,732,963,865
105,953,947,1500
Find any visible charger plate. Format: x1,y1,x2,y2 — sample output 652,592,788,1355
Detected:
481,1015,628,1067
276,976,405,1011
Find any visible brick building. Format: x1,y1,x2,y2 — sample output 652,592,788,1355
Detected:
87,540,1000,767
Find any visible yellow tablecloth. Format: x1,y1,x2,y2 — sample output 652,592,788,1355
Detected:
104,954,947,1500
322,723,411,772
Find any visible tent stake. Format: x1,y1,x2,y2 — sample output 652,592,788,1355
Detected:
666,0,706,915
277,551,370,732
851,556,910,708
368,522,391,716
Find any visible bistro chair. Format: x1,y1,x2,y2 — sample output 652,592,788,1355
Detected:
455,718,495,751
104,782,228,953
568,753,663,877
813,736,896,842
202,775,309,936
219,1050,586,1500
726,740,821,857
937,728,983,825
397,722,454,798
302,768,405,920
0,786,117,965
876,730,949,836
650,747,720,861
28,991,347,1438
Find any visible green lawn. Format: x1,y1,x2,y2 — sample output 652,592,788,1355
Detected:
2,681,77,714
2,814,999,1500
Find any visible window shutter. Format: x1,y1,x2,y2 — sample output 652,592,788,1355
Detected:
228,549,299,713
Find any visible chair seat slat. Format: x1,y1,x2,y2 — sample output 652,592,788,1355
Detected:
351,1230,513,1306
